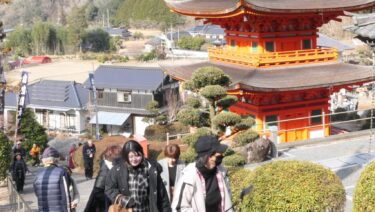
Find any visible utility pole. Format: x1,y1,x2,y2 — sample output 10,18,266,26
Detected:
89,73,100,140
107,9,110,28
0,21,6,133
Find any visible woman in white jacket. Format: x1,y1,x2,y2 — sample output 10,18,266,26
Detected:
158,144,186,202
172,136,233,212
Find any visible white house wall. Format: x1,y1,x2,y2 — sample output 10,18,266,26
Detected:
134,116,150,136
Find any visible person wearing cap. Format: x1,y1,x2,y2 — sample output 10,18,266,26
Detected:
82,140,96,179
171,135,233,212
33,147,71,212
13,141,26,159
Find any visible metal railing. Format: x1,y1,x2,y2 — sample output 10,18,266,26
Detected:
208,47,337,67
6,175,33,212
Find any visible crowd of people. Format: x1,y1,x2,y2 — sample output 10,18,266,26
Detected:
11,135,235,212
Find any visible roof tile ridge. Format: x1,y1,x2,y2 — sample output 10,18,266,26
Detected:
71,81,82,108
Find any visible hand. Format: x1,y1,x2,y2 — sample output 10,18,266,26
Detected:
71,203,78,208
119,196,135,208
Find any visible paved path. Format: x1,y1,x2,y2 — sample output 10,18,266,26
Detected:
19,164,95,212
9,133,375,212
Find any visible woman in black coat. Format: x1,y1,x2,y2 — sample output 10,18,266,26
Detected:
105,140,171,212
84,145,122,212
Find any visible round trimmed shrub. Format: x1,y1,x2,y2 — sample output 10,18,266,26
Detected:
181,127,213,147
228,168,253,211
213,112,241,131
353,161,375,211
200,85,227,101
180,147,197,163
177,108,201,127
233,129,259,147
223,153,246,167
216,95,237,109
241,160,345,212
234,117,255,131
185,97,201,108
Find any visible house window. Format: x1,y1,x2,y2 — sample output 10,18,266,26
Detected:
311,109,322,124
117,91,131,102
265,41,274,52
97,89,103,99
302,39,311,49
251,42,258,53
230,39,235,47
265,115,277,128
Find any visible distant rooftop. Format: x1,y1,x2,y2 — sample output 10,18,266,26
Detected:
86,65,165,91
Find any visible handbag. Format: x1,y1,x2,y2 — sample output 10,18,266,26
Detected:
108,194,133,212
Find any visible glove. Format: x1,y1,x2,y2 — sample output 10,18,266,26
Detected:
119,196,135,208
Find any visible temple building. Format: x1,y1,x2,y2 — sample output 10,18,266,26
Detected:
161,0,375,142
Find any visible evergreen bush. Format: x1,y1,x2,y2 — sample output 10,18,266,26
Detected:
240,161,345,212
223,153,246,167
233,129,259,147
0,133,12,181
228,168,253,211
179,147,196,163
353,161,375,211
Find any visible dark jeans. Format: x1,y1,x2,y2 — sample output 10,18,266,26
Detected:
15,171,25,192
84,158,94,178
32,155,40,166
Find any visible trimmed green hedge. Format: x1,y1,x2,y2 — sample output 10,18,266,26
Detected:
228,168,253,211
0,133,12,181
223,153,246,167
353,161,375,211
233,129,259,147
181,127,213,147
240,160,345,212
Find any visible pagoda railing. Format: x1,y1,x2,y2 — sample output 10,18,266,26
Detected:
208,47,338,68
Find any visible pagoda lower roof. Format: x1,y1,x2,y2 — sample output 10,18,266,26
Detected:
164,0,375,16
159,60,374,92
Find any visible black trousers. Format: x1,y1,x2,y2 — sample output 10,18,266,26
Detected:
15,171,25,192
84,158,94,178
32,155,40,166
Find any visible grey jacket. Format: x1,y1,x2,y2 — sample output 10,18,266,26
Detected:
171,162,233,212
158,159,186,201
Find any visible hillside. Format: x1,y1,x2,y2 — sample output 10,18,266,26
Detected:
0,0,184,30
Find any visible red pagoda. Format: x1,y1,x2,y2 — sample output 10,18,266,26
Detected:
161,0,375,142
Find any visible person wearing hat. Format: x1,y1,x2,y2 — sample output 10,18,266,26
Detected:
172,135,234,212
33,147,71,212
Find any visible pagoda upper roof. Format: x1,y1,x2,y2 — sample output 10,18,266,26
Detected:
164,0,375,16
160,60,374,91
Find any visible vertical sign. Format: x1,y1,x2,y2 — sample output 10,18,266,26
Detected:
0,66,5,132
89,73,99,140
14,71,28,142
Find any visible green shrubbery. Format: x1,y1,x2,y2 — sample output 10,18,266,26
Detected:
80,53,129,63
223,153,246,167
228,168,253,211
180,147,197,163
233,129,259,147
353,161,375,211
137,50,158,61
240,161,345,212
181,127,212,146
0,133,12,181
177,36,205,50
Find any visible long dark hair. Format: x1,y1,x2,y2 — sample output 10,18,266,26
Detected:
122,140,144,164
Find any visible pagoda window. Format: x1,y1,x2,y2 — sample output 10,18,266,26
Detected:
230,39,235,48
265,41,274,52
265,115,278,128
311,109,322,124
251,42,258,53
302,39,312,49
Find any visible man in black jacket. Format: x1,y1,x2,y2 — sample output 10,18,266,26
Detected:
82,140,96,179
